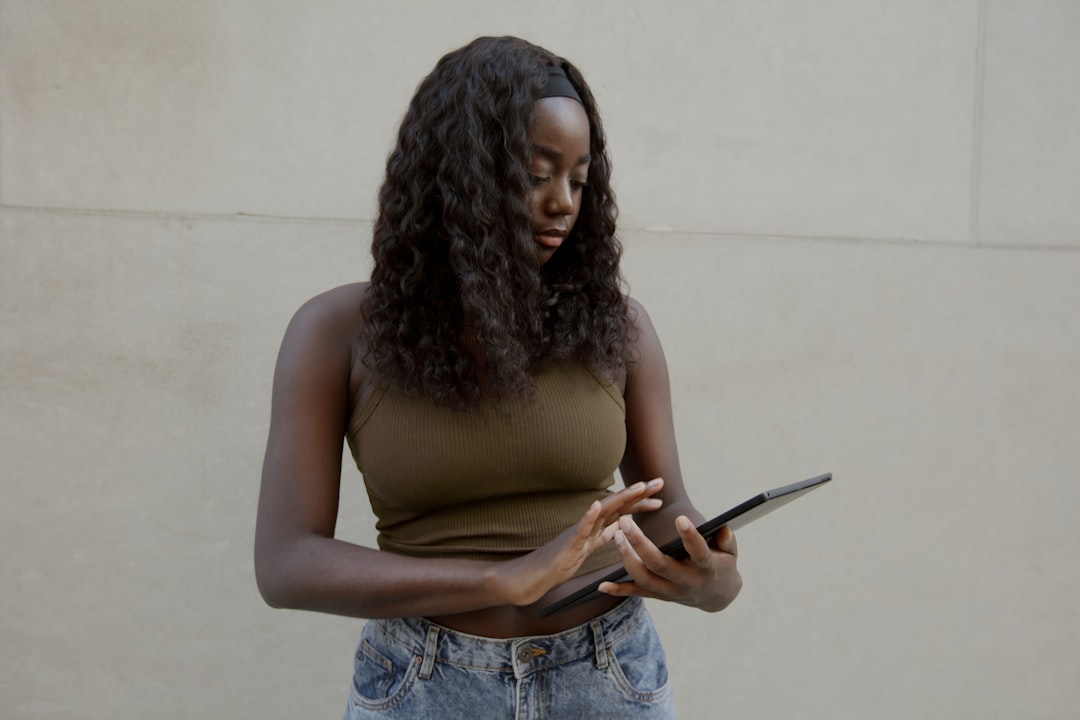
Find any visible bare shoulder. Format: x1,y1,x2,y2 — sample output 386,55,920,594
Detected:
275,282,370,393
604,296,662,395
289,282,368,333
625,295,649,327
282,283,368,350
625,295,664,362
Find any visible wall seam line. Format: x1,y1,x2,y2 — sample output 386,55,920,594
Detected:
0,204,371,227
3,204,1076,253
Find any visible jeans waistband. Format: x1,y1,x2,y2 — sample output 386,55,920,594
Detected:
368,597,645,680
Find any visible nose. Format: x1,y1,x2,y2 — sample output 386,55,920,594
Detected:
545,179,574,216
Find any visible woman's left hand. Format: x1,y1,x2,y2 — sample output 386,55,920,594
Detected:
597,515,742,612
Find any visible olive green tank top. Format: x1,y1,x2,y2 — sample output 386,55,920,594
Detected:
346,364,625,576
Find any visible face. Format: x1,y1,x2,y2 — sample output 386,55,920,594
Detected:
526,96,591,264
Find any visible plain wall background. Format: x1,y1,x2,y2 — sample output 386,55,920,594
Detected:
2,1,1078,718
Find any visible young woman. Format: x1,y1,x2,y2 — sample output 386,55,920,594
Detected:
255,36,741,719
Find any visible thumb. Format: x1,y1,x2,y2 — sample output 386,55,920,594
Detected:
716,526,738,556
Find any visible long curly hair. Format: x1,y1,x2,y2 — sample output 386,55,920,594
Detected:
360,36,632,410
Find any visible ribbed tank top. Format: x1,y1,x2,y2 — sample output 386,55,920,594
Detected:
346,364,626,576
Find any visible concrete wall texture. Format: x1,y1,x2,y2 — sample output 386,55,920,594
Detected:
2,1,1078,718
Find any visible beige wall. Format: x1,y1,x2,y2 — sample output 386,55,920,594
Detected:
3,2,1078,718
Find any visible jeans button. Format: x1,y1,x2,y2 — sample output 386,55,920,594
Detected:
517,645,546,662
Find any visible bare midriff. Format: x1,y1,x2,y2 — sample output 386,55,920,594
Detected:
427,565,624,638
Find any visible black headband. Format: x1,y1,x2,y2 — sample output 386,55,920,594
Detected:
539,65,584,105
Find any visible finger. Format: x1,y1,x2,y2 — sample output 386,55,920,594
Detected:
610,527,679,595
637,477,664,497
597,482,647,514
597,581,627,596
715,525,738,557
615,526,643,564
598,580,665,600
611,478,663,503
574,500,605,538
597,479,663,523
615,517,684,585
675,516,714,569
622,497,663,514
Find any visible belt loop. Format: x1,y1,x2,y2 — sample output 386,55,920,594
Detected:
590,619,608,669
419,624,439,679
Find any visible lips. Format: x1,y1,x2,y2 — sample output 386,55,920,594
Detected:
534,228,568,249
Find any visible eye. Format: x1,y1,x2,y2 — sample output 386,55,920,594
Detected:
528,174,548,187
570,179,589,191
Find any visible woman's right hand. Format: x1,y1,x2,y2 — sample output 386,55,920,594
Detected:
496,479,665,607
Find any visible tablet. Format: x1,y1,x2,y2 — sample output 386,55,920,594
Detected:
537,472,832,618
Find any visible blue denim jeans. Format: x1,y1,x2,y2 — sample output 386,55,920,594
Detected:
343,597,674,719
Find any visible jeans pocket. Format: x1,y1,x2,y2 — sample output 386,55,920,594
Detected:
605,617,672,704
348,627,421,712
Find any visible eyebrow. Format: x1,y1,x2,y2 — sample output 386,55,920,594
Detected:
531,144,591,165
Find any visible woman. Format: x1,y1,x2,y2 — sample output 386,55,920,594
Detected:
255,36,741,719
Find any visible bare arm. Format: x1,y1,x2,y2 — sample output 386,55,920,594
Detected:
602,298,742,612
253,285,661,619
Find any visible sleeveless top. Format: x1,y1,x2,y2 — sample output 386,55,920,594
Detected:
346,364,626,576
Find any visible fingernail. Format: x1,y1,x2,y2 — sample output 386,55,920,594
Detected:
614,529,626,546
676,516,692,532
648,478,663,487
